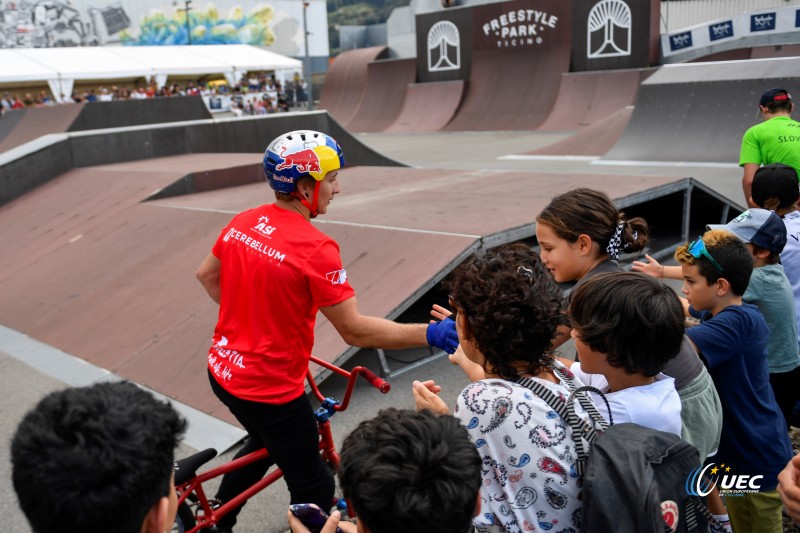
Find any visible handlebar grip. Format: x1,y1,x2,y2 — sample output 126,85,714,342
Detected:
360,367,391,394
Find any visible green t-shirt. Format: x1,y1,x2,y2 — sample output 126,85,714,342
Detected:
739,116,800,176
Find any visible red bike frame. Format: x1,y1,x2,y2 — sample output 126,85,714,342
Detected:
174,356,390,533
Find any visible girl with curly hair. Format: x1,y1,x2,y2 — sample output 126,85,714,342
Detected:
413,243,592,533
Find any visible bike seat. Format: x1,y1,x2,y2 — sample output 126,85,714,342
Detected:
175,448,217,484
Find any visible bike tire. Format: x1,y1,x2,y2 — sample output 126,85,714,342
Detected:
174,502,196,533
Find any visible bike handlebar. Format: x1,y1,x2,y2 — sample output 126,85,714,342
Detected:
358,366,391,394
307,355,390,411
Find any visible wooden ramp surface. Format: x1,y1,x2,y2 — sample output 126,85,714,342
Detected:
346,58,417,133
317,46,387,128
537,69,651,131
1,154,688,423
527,107,634,156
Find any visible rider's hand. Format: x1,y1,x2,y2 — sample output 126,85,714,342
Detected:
287,508,357,533
426,317,459,354
412,380,449,415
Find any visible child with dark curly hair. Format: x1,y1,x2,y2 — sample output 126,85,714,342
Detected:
413,243,591,533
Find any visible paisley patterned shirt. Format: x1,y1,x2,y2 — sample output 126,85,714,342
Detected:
455,371,588,533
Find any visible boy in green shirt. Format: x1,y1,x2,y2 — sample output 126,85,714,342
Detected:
740,88,800,207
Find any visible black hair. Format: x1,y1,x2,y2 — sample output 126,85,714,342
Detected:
338,409,481,533
674,229,753,296
447,243,565,379
569,272,684,377
11,381,186,533
751,163,800,211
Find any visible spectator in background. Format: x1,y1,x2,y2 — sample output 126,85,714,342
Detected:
740,88,800,206
1,91,12,113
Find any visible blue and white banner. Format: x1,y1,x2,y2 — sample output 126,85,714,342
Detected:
662,6,799,58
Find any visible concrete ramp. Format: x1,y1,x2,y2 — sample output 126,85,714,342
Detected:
444,44,570,131
0,104,85,153
527,106,634,157
346,58,417,133
386,81,466,132
0,98,214,154
67,96,211,131
537,69,652,131
1,111,402,207
317,46,387,127
604,57,800,164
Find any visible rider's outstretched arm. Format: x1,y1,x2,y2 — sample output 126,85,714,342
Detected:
321,297,428,350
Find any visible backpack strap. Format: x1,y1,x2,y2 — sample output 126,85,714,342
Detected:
686,496,724,532
552,366,613,428
514,368,611,476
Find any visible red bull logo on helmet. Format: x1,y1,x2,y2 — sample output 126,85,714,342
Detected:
275,145,341,181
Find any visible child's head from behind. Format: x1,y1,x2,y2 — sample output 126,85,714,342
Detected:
338,409,481,533
569,272,684,377
535,188,649,282
675,229,753,301
448,243,564,379
751,163,799,212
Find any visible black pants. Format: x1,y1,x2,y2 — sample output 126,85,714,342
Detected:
209,372,334,529
769,365,800,428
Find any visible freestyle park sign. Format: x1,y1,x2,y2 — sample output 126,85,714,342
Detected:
482,9,559,47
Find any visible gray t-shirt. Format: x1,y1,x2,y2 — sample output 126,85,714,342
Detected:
564,259,622,304
661,336,704,390
743,263,800,373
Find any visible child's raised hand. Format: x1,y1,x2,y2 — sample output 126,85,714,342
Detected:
412,380,449,414
430,303,453,322
631,254,663,278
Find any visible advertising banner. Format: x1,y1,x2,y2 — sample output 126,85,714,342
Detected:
662,6,800,60
415,0,569,84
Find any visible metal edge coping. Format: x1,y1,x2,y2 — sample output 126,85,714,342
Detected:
0,324,246,452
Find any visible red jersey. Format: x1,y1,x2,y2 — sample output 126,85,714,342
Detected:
207,203,354,403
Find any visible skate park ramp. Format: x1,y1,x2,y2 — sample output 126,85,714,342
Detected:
386,80,466,132
444,37,570,131
526,106,635,157
0,144,741,429
536,69,653,131
346,58,417,133
66,96,212,131
317,46,387,128
0,110,400,207
0,104,86,153
603,56,800,164
0,97,212,153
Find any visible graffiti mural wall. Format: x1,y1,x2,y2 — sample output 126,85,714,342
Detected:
0,0,328,56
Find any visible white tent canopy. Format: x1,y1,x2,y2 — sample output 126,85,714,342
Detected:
0,45,303,102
